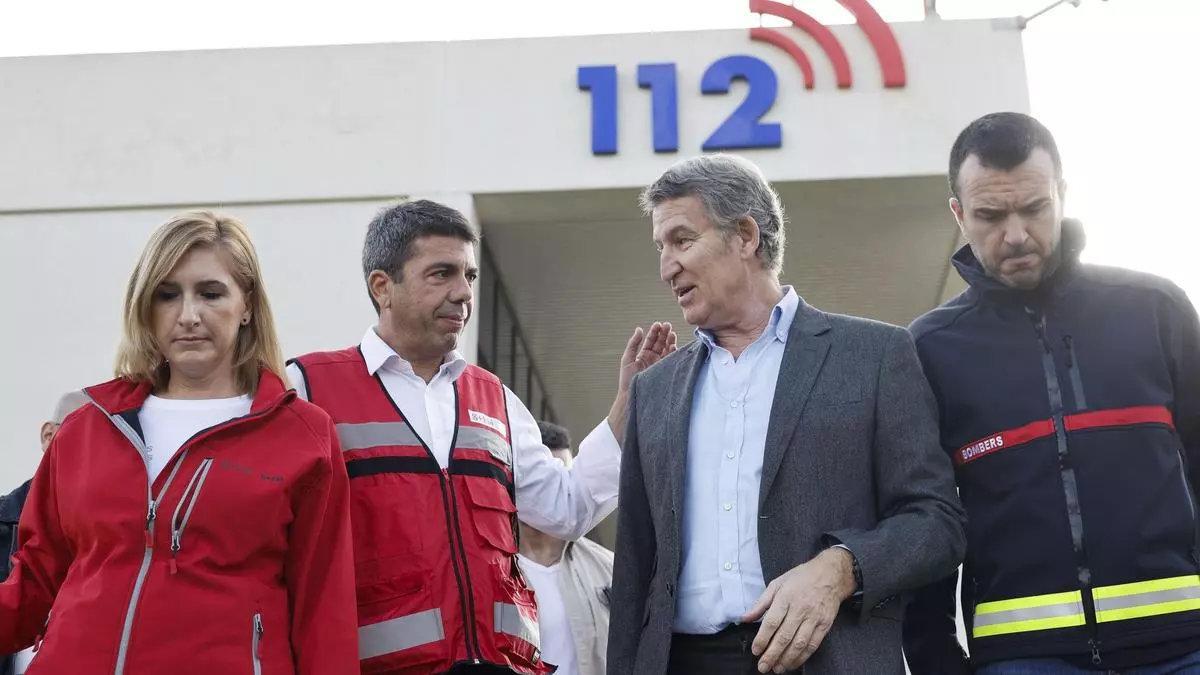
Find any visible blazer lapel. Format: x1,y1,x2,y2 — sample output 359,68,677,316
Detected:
759,302,832,509
667,340,708,523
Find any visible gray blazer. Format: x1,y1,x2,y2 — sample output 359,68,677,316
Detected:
607,300,966,674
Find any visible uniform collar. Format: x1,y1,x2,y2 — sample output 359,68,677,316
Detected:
360,327,468,382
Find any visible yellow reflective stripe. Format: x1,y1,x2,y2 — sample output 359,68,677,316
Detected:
1093,575,1200,623
973,576,1200,639
973,613,1086,638
975,590,1083,616
972,590,1085,639
1096,598,1200,623
1092,575,1200,600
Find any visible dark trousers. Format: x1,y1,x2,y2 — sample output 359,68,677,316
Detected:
668,623,804,675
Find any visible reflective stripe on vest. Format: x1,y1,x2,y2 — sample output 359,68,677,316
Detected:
1093,575,1200,623
494,602,540,648
336,422,511,464
336,422,421,451
359,608,445,660
972,590,1085,638
955,405,1174,466
458,426,513,466
973,575,1200,638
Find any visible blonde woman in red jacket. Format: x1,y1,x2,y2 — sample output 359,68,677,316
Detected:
0,212,358,675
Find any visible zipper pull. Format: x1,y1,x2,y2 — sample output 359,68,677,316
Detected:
145,501,157,548
254,614,264,659
1024,307,1051,351
1090,639,1102,666
169,531,181,575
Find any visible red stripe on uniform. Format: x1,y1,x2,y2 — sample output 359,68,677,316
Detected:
1063,405,1175,433
955,405,1175,466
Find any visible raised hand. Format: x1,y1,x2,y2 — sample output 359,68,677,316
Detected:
609,322,677,441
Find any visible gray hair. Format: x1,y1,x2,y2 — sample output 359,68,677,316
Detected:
639,154,786,274
361,199,479,312
51,390,88,424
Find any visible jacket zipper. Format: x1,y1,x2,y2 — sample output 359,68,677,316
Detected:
169,458,215,575
84,394,277,675
446,387,484,662
251,612,264,675
373,373,481,661
1027,308,1103,665
1063,336,1088,411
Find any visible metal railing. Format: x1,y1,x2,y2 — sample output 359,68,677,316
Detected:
476,242,560,424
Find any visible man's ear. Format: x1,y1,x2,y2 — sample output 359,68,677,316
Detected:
736,216,761,261
367,270,393,311
949,197,967,236
40,422,57,453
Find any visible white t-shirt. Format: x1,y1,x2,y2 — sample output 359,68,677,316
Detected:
518,554,579,675
138,395,253,482
14,646,34,674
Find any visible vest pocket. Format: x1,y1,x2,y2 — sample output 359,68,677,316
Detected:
463,478,518,554
356,578,447,673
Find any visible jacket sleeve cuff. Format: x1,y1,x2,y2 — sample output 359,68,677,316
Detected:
823,531,892,624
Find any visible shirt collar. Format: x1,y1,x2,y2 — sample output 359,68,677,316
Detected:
360,327,468,381
694,286,799,350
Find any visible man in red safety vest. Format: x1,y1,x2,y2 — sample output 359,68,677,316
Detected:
288,199,675,674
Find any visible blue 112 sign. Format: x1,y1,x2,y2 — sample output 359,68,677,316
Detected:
577,56,782,155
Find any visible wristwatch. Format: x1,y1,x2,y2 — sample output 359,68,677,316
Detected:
831,543,863,594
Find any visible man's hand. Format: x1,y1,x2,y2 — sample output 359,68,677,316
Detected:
607,322,677,440
742,547,857,673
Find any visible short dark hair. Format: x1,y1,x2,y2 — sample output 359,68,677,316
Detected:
948,112,1063,199
362,199,479,312
537,420,572,452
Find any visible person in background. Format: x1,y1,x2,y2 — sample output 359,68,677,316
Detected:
517,420,615,675
0,211,358,674
0,390,87,675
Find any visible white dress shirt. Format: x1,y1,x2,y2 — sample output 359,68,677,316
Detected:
674,287,799,634
286,327,621,540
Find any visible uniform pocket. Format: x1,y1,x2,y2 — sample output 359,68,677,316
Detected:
463,478,518,554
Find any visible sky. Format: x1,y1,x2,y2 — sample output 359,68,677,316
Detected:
2,0,1198,298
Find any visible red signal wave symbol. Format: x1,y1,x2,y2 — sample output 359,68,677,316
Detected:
749,0,906,89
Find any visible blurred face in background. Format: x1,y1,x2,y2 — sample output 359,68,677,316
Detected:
40,422,59,452
549,447,574,469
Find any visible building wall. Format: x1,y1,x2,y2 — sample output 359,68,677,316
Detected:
0,19,1027,491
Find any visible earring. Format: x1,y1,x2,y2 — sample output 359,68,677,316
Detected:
241,317,250,326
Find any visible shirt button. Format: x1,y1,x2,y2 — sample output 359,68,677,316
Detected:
723,502,733,511
723,562,733,571
730,401,739,408
725,452,735,460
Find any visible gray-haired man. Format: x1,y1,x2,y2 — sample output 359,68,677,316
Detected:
607,154,966,674
2,390,88,675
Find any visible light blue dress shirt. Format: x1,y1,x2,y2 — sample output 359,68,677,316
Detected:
673,287,800,634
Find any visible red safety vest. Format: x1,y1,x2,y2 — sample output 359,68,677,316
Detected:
292,347,548,675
